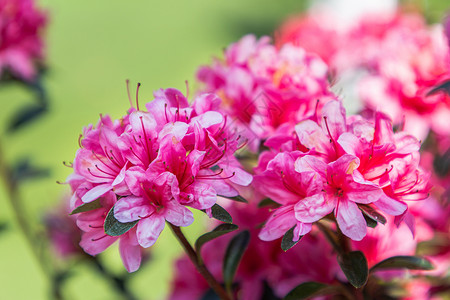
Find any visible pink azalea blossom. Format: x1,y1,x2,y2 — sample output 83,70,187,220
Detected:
276,9,450,140
68,175,143,273
197,34,332,150
0,0,47,80
255,99,429,242
67,86,251,271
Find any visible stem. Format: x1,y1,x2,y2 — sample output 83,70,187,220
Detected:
317,221,342,255
0,139,63,300
91,257,138,300
169,223,232,300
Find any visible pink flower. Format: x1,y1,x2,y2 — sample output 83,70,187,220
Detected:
73,115,129,203
276,9,450,140
67,86,251,271
197,34,332,150
115,171,194,248
69,179,143,273
255,99,429,242
0,0,47,80
255,152,325,241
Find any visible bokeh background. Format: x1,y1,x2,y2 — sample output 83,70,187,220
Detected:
0,0,448,299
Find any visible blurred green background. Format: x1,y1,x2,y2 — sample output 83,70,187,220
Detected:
0,0,449,299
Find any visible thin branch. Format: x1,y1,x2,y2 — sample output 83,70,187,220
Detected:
169,223,232,300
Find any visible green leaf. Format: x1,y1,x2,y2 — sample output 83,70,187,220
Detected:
363,213,378,228
370,256,434,272
427,80,450,96
359,205,386,225
338,251,369,288
70,199,102,215
218,195,248,203
195,224,239,264
104,206,139,236
211,204,233,223
281,226,302,251
284,282,333,300
223,230,250,291
258,198,281,208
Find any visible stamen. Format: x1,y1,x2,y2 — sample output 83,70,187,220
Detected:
199,171,235,180
126,79,133,108
91,234,108,242
78,134,83,148
63,161,73,168
135,83,141,111
87,167,112,179
185,80,190,100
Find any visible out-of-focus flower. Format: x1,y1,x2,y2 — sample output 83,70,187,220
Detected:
276,9,450,140
67,87,251,272
0,0,47,81
44,196,82,258
197,34,332,150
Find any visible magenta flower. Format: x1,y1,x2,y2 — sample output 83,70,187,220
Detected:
255,99,429,242
73,115,129,203
69,176,143,273
67,86,251,271
0,0,47,80
276,9,450,140
115,171,193,248
197,34,332,149
255,152,325,241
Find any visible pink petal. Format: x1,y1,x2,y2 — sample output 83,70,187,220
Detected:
164,200,194,227
294,155,327,178
321,100,347,141
374,194,407,216
335,199,367,241
80,230,117,256
293,222,312,241
136,215,165,248
345,182,382,204
295,120,330,154
124,167,147,196
294,193,335,223
259,205,297,241
119,232,142,273
81,183,112,203
114,196,153,223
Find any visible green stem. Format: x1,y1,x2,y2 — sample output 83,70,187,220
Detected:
0,139,63,300
169,223,232,300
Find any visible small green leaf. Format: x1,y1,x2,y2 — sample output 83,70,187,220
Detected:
195,224,239,263
258,198,281,208
359,205,386,225
427,80,450,96
70,199,102,215
370,256,434,272
218,195,248,203
284,282,333,300
104,206,139,236
363,214,378,228
211,204,233,223
223,230,250,292
281,226,301,251
338,251,369,288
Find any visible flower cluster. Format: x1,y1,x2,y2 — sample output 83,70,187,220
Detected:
255,99,430,241
68,88,252,272
277,10,450,140
0,0,47,81
197,34,332,150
